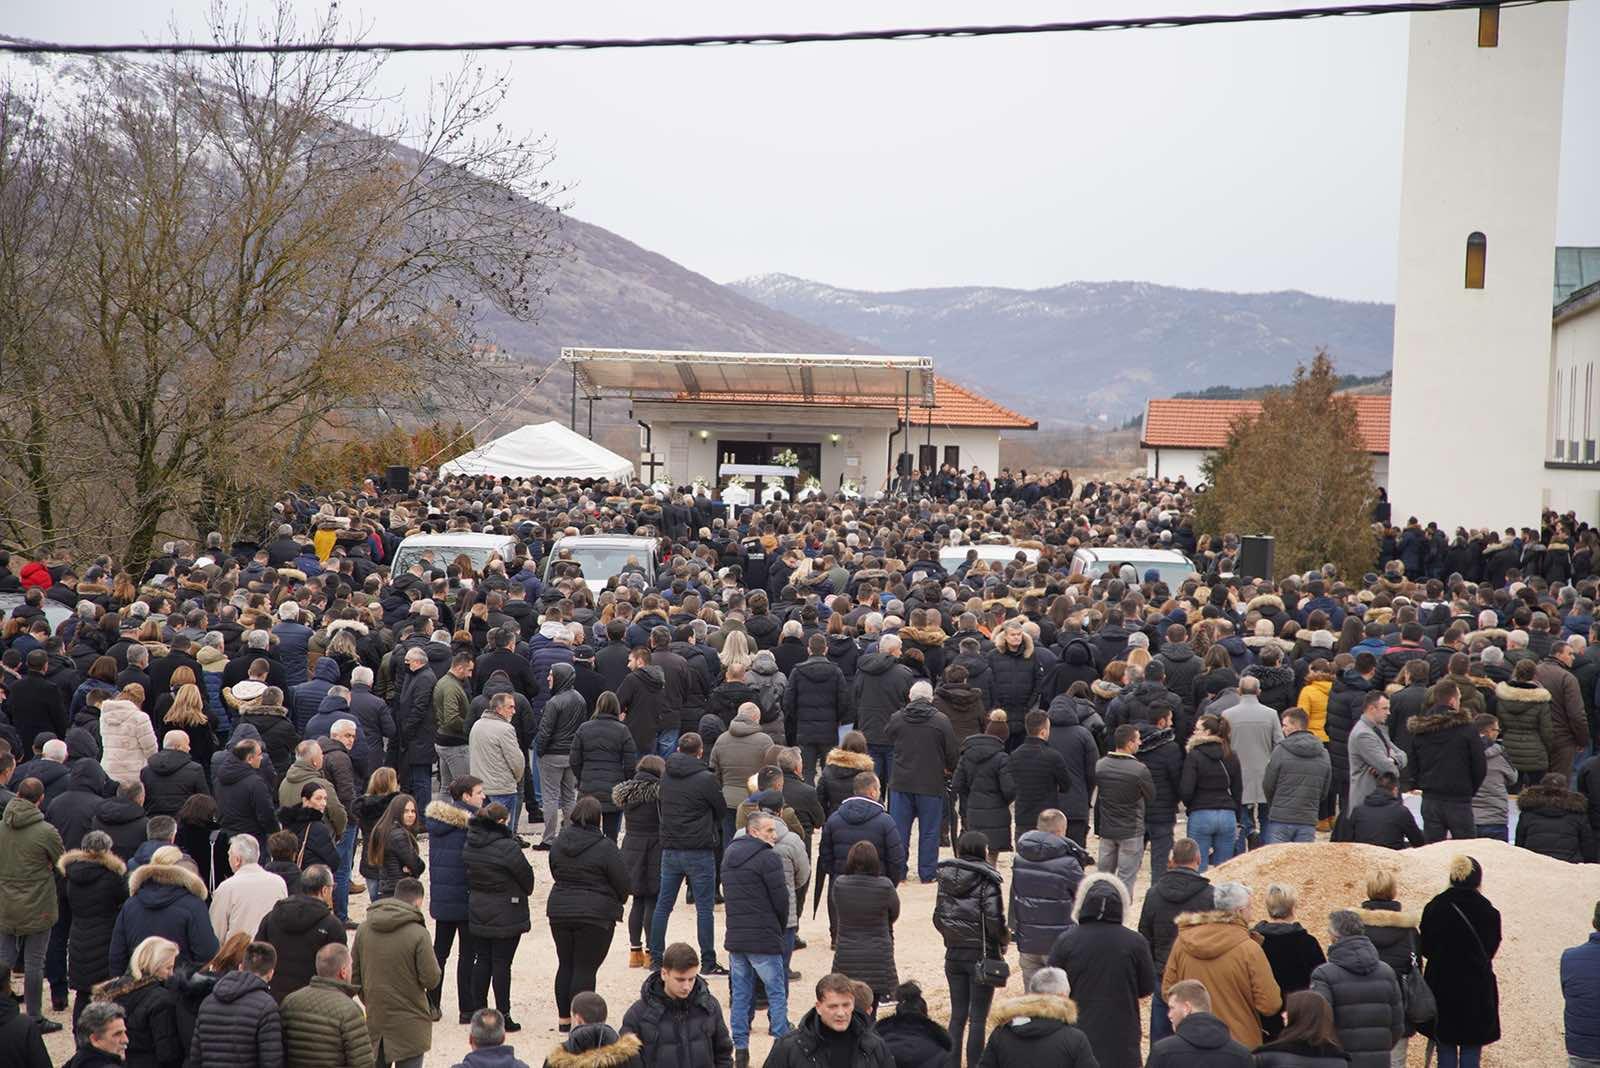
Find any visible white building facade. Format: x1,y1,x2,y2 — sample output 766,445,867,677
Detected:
1387,3,1569,530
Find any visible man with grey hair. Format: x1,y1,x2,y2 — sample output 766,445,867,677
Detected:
1162,881,1281,1048
885,677,959,882
1221,675,1282,851
851,630,915,788
210,833,288,943
977,964,1098,1066
1310,909,1404,1068
316,718,361,925
395,645,438,808
346,665,394,777
72,999,130,1064
456,1008,522,1068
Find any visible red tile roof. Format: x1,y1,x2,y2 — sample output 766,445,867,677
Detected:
672,375,1038,429
1142,395,1390,454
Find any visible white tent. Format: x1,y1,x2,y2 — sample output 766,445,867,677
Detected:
438,421,635,481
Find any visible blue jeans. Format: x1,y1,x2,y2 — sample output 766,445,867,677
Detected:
1235,802,1263,854
488,793,521,835
729,952,790,1049
1187,809,1237,872
650,849,718,968
1150,991,1172,1042
655,728,680,758
334,823,358,920
1436,1044,1481,1068
1474,823,1508,841
406,763,433,810
1263,821,1316,844
868,744,894,791
890,790,943,881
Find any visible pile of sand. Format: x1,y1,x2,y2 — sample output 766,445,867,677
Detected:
1205,839,1589,1067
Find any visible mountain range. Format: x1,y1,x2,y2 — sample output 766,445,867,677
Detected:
727,274,1395,426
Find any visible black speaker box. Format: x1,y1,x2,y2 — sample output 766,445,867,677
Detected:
1237,535,1276,580
386,465,411,493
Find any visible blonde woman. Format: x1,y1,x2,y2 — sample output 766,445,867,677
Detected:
720,629,754,674
96,935,184,1068
157,683,216,770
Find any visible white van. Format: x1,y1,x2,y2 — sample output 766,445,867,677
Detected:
390,532,520,575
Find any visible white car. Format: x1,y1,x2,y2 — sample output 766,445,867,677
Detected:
390,532,520,575
939,544,1042,573
1069,547,1197,587
543,535,660,593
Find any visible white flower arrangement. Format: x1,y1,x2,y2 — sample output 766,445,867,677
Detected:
840,478,859,495
802,475,822,490
772,448,800,468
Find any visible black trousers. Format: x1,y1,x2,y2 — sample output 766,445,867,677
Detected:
628,896,657,948
551,921,614,1018
800,743,831,782
432,920,477,1015
471,933,520,1015
1422,797,1475,843
945,959,995,1068
1065,819,1089,848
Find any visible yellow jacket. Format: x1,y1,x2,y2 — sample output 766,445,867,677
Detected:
1297,674,1333,741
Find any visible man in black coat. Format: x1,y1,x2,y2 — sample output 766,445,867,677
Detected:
721,812,790,1062
884,680,959,883
393,647,437,807
763,972,892,1068
1347,772,1427,849
973,967,1099,1068
1134,707,1184,883
816,771,907,887
783,637,850,780
593,622,633,693
776,749,825,855
1137,838,1214,1042
1408,681,1486,842
1145,979,1251,1067
1008,711,1074,841
471,627,537,703
648,734,729,974
216,740,280,851
44,759,110,851
90,781,149,862
620,942,734,1068
8,651,67,755
255,864,346,1003
849,637,916,788
1326,656,1378,827
140,735,209,818
1156,625,1204,725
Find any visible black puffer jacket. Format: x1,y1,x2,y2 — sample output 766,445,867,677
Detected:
987,639,1043,734
234,704,300,784
1309,936,1403,1068
1514,782,1596,862
139,749,209,818
1346,790,1426,850
1157,643,1204,717
1009,829,1086,955
378,823,425,898
571,711,638,813
951,733,1015,852
784,656,851,745
722,833,789,956
1409,708,1487,801
1245,664,1298,713
657,752,727,852
547,821,630,926
535,662,589,757
215,751,278,847
1135,725,1184,826
932,856,1005,962
875,1010,953,1068
1326,671,1374,784
1354,899,1420,1038
614,771,663,898
43,762,107,851
619,972,733,1068
1008,736,1073,839
187,969,283,1068
819,796,907,884
1113,680,1183,736
830,873,900,996
1045,696,1100,820
1137,866,1215,974
1180,734,1242,812
463,811,535,939
59,848,128,992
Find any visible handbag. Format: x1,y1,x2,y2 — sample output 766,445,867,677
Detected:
1402,951,1436,1025
975,887,1010,988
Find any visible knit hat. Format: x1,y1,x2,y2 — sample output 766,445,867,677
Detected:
1448,854,1483,889
1308,630,1336,649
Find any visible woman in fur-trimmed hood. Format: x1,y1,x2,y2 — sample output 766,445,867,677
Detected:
1513,773,1595,862
107,849,219,977
545,1023,644,1068
815,742,875,818
980,986,1097,1067
1492,666,1555,778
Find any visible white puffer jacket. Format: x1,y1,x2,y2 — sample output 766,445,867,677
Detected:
99,699,158,786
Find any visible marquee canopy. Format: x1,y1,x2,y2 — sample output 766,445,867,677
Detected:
438,421,634,480
563,348,937,407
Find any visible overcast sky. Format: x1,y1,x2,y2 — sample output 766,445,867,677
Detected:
8,1,1598,303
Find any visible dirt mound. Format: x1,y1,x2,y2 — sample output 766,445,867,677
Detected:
1207,839,1586,1067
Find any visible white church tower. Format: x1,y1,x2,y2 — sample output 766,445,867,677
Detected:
1387,3,1568,530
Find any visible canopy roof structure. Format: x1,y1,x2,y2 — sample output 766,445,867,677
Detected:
563,348,937,407
438,421,634,480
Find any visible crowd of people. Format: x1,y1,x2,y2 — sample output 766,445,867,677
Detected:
0,465,1598,1068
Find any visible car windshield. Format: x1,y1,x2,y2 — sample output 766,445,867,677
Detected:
545,547,649,583
1085,559,1194,587
391,545,506,574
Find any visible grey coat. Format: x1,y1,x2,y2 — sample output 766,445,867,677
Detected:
1262,730,1333,827
1470,739,1518,828
1309,935,1403,1068
1348,716,1405,809
1221,697,1283,804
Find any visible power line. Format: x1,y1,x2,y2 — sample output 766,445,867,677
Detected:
0,0,1554,57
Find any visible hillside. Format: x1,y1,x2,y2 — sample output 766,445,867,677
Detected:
730,273,1395,426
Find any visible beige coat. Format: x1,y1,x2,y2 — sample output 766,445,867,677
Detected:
1162,909,1283,1048
100,699,158,786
